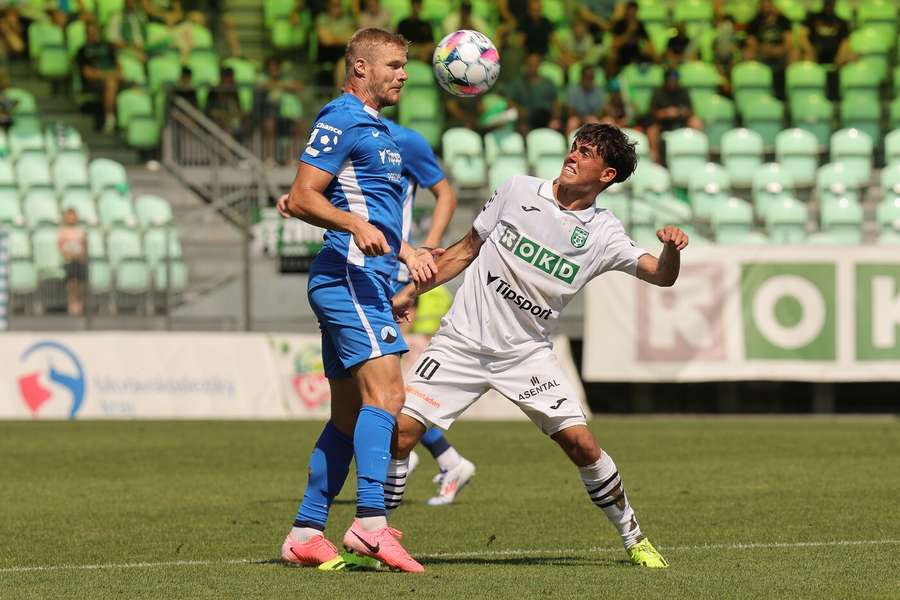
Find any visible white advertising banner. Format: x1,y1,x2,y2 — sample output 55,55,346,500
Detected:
583,246,900,382
2,333,587,420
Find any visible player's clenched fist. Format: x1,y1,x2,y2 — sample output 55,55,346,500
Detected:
391,288,416,323
656,226,689,251
351,221,391,256
276,193,292,218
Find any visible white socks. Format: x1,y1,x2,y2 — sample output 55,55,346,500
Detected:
579,452,643,549
290,526,322,542
357,516,387,531
385,457,409,513
436,446,462,472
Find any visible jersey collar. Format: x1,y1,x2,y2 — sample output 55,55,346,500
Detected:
344,92,380,118
538,179,598,224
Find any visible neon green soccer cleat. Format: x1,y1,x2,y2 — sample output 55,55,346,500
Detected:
627,539,670,568
318,550,382,572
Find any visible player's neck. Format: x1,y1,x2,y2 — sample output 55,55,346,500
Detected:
553,180,598,212
344,83,382,113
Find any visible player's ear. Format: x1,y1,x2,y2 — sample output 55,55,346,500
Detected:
353,56,367,78
600,166,617,184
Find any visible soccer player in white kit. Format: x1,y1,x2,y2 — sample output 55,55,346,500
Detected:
387,124,688,568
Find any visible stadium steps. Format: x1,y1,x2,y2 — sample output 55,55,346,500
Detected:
222,0,269,63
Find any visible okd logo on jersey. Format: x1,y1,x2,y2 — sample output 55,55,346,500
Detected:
486,272,552,320
519,375,559,400
498,224,580,284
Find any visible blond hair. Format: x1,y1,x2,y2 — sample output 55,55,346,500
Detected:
345,28,408,78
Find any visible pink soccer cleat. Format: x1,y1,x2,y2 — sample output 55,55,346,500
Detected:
342,520,425,573
281,533,339,566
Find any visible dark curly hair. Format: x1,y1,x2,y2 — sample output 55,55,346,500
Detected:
572,123,638,186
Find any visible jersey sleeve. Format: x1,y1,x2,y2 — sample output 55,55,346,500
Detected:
603,223,649,277
472,178,514,240
402,129,445,188
299,114,358,176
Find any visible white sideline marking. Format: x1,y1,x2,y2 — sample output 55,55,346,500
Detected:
1,539,898,574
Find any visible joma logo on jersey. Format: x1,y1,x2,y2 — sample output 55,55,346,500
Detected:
498,225,580,284
486,272,552,320
519,376,559,400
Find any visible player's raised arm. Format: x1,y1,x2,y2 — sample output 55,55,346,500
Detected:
635,225,688,287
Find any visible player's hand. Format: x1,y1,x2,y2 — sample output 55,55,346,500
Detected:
404,246,439,284
276,193,291,218
352,221,391,256
392,288,416,323
657,226,689,251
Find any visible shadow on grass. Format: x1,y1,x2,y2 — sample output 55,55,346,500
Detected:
421,555,627,568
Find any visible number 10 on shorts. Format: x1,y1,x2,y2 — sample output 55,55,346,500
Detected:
415,357,441,380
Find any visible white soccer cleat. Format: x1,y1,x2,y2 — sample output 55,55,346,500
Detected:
407,450,420,475
427,458,475,506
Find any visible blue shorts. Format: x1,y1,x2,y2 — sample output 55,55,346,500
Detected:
308,267,408,379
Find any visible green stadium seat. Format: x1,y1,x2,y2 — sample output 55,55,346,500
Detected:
663,128,708,188
145,22,175,58
766,197,808,244
271,15,309,50
28,20,64,59
223,57,258,113
126,116,161,149
406,119,441,148
839,95,881,144
264,0,294,29
629,200,658,247
712,197,761,244
98,190,136,227
0,159,14,186
687,162,730,220
622,128,650,163
0,130,6,157
538,61,565,90
816,162,862,206
533,156,562,180
44,125,84,158
695,94,735,151
891,99,900,131
485,129,526,165
596,189,630,226
143,227,183,266
632,161,672,203
673,0,714,31
489,155,529,191
188,52,220,110
117,53,146,86
775,128,818,188
4,88,38,118
15,155,52,193
153,259,188,294
60,189,98,225
23,188,60,228
8,125,44,160
7,225,30,258
116,258,151,298
0,189,22,224
652,194,695,235
752,162,795,219
792,92,833,149
741,95,784,150
886,132,900,166
786,62,826,110
89,158,128,196
66,20,86,58
107,227,143,266
858,0,897,42
525,128,567,168
777,0,806,22
398,87,441,126
830,128,873,184
839,61,879,106
815,197,863,244
404,60,433,88
725,0,757,24
52,153,89,193
31,226,64,279
679,61,721,107
732,61,773,112
135,194,173,227
637,0,668,29
148,55,181,93
10,258,38,296
540,0,567,25
38,44,70,79
567,63,606,90
620,63,664,115
97,0,125,25
721,128,763,188
441,128,487,188
87,227,107,260
421,0,455,23
849,28,890,83
876,195,900,245
89,259,113,297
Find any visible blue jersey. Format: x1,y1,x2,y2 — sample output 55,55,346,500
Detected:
383,119,446,287
301,93,405,278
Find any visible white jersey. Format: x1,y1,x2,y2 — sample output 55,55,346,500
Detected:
439,175,648,355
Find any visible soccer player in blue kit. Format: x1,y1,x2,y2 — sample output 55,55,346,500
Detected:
276,28,437,573
382,117,477,507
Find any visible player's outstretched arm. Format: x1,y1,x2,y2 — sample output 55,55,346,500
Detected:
635,225,688,287
277,163,390,256
398,241,440,285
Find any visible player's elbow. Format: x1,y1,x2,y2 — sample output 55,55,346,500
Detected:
287,190,311,220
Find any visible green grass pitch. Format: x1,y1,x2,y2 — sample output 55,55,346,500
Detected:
2,418,898,599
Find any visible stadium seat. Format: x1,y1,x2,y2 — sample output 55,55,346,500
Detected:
679,61,720,106
786,62,826,110
0,186,22,224
849,28,889,84
9,258,38,297
637,0,668,29
839,61,879,106
148,55,182,93
107,227,143,267
28,20,64,59
538,61,565,89
673,0,714,37
126,116,161,149
525,128,567,168
830,129,874,185
38,44,70,79
777,0,806,21
629,200,658,247
721,128,763,188
766,197,808,244
52,153,89,194
632,161,671,203
441,127,486,188
264,0,294,28
652,195,695,236
8,124,45,159
398,87,441,127
89,158,128,196
222,57,258,114
144,227,183,266
7,225,30,259
404,60,433,88
596,188,630,226
66,20,86,58
792,92,833,149
484,130,526,165
816,162,862,206
741,95,783,150
135,195,174,227
687,162,730,221
97,0,125,25
44,125,84,159
814,197,863,244
117,53,147,86
188,53,221,110
489,156,529,191
891,99,900,132
271,15,309,50
752,163,795,219
153,259,188,294
712,197,761,244
98,191,136,227
23,188,61,228
885,130,900,165
622,128,650,163
31,226,64,279
775,128,818,188
619,63,663,115
840,95,881,143
695,94,735,151
86,227,107,260
859,0,898,40
60,189,99,225
663,128,708,188
732,61,773,112
876,194,900,244
0,159,14,187
15,155,52,193
4,88,38,119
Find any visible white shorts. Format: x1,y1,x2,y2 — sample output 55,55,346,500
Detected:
401,327,587,436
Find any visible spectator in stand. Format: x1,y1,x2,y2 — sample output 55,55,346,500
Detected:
664,23,695,68
502,52,561,132
565,64,605,134
556,18,605,70
646,68,702,162
0,6,25,62
144,0,184,26
799,0,853,99
76,21,122,133
173,65,197,106
744,0,792,99
711,14,739,93
58,208,87,316
608,1,654,75
354,0,391,30
106,0,149,59
206,67,246,140
0,71,18,130
442,1,489,38
575,0,616,33
258,56,303,164
315,0,356,87
599,77,633,128
516,0,557,58
397,0,433,62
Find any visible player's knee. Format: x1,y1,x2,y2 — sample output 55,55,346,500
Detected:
552,426,601,466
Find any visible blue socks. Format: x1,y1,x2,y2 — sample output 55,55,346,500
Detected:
353,405,396,518
293,421,354,530
421,427,451,458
